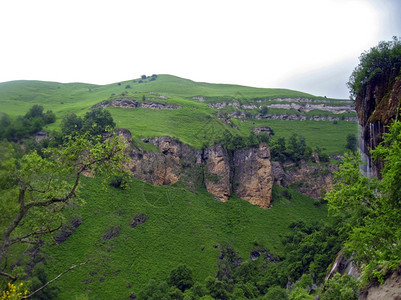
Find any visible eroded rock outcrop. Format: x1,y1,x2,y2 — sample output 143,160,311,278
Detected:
203,145,231,202
233,144,273,208
272,160,338,199
122,131,274,208
92,97,181,110
129,136,202,188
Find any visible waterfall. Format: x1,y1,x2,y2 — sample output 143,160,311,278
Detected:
358,124,372,177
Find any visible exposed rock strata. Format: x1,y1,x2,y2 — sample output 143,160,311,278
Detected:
272,160,338,199
92,97,181,110
122,132,273,208
233,144,273,208
129,136,202,188
203,145,231,202
226,112,357,122
208,101,355,114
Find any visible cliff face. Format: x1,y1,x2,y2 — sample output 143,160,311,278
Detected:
355,77,401,176
130,136,202,188
272,161,338,199
203,144,231,202
233,145,273,208
126,134,273,208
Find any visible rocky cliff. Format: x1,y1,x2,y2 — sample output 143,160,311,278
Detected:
355,76,401,177
203,144,232,202
272,160,337,199
233,145,273,208
122,132,274,208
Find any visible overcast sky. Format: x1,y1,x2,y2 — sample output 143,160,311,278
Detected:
0,0,400,99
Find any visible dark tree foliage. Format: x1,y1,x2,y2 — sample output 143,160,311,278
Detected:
167,264,194,292
270,137,287,162
214,131,270,151
0,106,56,141
281,221,342,284
263,285,288,300
347,36,401,97
346,134,358,152
82,108,116,136
24,105,45,120
61,113,83,136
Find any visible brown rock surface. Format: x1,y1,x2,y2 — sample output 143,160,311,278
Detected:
233,144,273,208
130,136,201,187
122,129,275,208
204,144,231,202
272,160,337,199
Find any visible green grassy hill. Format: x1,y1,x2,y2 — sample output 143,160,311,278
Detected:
0,75,357,298
0,74,357,153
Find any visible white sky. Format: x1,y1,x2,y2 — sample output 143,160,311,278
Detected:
0,0,400,98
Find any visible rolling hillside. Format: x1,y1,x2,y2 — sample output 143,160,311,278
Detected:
0,74,357,153
0,75,358,299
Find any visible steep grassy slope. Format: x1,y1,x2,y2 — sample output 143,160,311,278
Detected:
43,177,327,299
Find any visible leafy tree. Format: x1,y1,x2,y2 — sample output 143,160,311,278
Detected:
24,105,44,120
0,130,129,290
286,134,309,162
325,120,401,281
168,264,194,292
205,276,230,300
320,273,359,300
288,286,312,300
347,36,401,97
82,108,115,136
0,114,11,139
271,137,286,162
263,286,288,300
281,221,341,284
43,110,56,124
345,134,357,152
61,113,83,136
0,106,56,142
138,279,170,300
260,106,269,115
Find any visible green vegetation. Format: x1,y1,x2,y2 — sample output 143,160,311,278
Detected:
0,75,356,154
40,181,329,299
326,120,401,284
0,105,56,141
0,130,128,296
61,108,115,136
347,36,401,97
0,75,362,298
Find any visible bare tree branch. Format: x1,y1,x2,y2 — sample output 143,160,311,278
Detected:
24,261,88,299
9,224,62,247
0,271,17,283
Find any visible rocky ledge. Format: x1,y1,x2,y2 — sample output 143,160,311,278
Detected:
92,97,181,110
